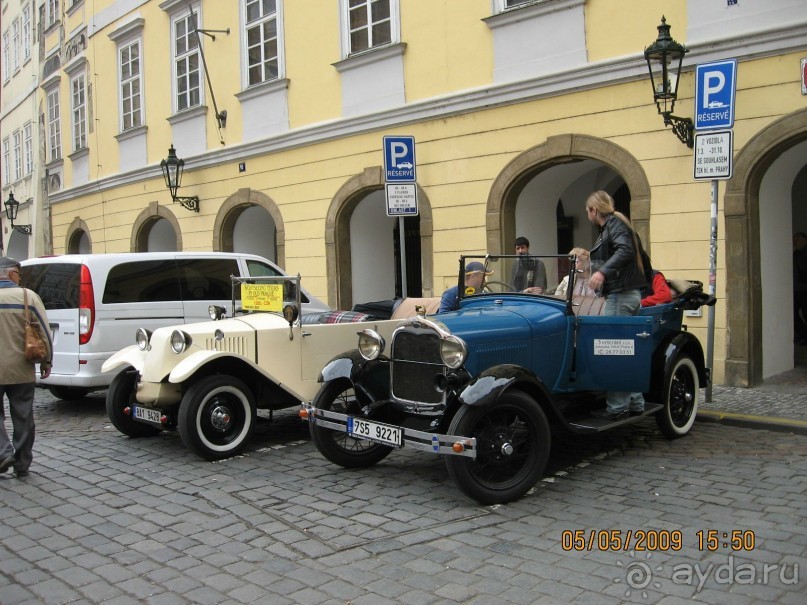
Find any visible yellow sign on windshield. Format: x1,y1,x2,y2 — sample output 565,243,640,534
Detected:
242,284,284,311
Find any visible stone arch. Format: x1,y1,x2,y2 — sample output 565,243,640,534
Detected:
130,202,182,251
65,217,92,253
486,133,652,254
213,188,285,266
325,166,434,308
723,108,807,386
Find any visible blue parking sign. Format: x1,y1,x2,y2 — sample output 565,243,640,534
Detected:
695,59,737,130
383,136,416,182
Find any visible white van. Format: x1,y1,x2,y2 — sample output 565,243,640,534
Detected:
20,252,330,400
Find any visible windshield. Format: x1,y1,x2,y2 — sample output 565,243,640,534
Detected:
455,254,585,304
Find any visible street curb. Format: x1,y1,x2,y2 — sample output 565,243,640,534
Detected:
697,410,807,436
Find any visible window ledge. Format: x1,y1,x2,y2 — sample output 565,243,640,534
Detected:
115,124,148,142
333,42,406,73
69,147,89,161
167,105,208,126
483,0,583,29
46,158,64,171
236,78,289,102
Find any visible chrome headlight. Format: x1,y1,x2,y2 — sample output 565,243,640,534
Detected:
170,330,192,354
208,305,226,320
440,335,467,369
135,328,152,351
358,329,385,361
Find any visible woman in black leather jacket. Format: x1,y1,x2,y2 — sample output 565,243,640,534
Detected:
585,190,648,420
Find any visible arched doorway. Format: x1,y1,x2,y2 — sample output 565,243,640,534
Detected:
214,189,284,265
65,217,92,253
725,108,807,386
487,134,651,288
326,167,434,309
131,202,181,251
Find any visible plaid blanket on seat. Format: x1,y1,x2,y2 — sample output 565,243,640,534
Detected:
318,310,372,324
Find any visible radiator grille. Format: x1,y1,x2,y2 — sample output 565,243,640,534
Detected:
390,330,445,406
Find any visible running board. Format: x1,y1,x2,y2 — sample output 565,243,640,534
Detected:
569,403,664,432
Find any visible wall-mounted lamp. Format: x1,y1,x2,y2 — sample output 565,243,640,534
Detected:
4,192,32,235
643,16,694,148
160,145,200,212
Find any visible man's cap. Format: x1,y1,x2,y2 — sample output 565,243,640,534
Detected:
465,261,493,275
0,256,21,270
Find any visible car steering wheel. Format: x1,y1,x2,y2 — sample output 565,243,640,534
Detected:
483,281,516,293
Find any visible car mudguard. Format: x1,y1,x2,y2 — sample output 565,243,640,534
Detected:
102,345,146,375
458,364,553,410
649,331,709,399
318,350,391,404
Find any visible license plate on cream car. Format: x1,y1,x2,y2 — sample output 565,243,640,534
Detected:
133,405,162,425
347,417,402,447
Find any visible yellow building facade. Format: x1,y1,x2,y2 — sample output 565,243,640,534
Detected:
33,0,807,387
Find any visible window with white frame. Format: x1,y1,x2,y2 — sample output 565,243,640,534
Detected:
119,39,143,130
343,0,397,55
2,32,9,81
244,0,280,86
2,138,11,184
22,4,32,62
47,88,62,161
47,0,60,28
12,18,21,72
13,130,22,180
72,73,87,151
496,0,536,10
173,10,201,112
23,122,33,175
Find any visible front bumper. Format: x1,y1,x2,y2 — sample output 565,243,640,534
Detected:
300,404,477,458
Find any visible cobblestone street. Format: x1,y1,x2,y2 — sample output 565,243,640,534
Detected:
1,389,806,604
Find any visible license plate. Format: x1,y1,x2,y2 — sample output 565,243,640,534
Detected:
133,405,162,425
347,417,402,447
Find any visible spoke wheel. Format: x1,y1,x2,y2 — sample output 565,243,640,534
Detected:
656,356,699,439
179,375,256,460
106,367,161,438
446,390,550,505
310,379,392,468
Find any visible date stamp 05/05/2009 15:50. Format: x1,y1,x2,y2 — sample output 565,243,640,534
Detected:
560,529,756,553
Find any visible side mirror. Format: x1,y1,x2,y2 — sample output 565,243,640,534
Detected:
283,303,299,325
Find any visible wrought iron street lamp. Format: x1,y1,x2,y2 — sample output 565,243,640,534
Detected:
643,16,694,148
160,145,200,212
4,192,32,235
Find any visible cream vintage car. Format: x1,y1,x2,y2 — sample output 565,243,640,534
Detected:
102,275,437,460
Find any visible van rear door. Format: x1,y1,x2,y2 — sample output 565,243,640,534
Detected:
21,263,81,376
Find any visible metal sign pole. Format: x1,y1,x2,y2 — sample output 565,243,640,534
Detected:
399,216,407,299
705,179,718,402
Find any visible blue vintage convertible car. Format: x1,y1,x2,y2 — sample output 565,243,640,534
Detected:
301,254,716,504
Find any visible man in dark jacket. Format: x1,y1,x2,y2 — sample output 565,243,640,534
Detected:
0,257,53,478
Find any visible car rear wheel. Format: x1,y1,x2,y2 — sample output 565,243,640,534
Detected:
309,379,393,468
178,375,256,460
106,367,162,438
48,386,91,401
656,356,699,439
446,390,550,505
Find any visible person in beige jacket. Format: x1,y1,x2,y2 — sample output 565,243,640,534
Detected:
0,256,53,478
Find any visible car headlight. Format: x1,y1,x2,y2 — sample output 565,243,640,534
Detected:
358,329,385,361
170,330,192,354
208,305,226,320
135,328,152,351
440,335,467,369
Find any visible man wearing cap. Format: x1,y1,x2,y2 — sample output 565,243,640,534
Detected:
439,261,493,313
0,257,53,478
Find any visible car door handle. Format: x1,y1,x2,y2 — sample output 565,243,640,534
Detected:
636,331,651,338
302,331,312,337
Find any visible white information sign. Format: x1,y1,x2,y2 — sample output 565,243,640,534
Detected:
694,130,733,181
593,339,635,356
385,183,418,216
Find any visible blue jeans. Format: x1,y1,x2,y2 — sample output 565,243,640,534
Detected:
604,289,645,413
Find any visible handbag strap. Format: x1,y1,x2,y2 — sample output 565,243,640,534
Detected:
22,288,32,323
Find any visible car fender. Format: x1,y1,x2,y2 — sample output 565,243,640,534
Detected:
650,331,709,397
168,350,258,383
459,364,551,408
319,350,390,401
102,345,146,375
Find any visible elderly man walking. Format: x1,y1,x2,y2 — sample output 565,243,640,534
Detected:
0,257,53,478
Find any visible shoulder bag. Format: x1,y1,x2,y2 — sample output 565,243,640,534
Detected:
23,289,48,364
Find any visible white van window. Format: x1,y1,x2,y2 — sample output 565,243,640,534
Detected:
103,260,181,303
178,258,240,300
22,263,81,309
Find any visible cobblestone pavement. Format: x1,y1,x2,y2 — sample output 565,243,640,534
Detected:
1,387,806,605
